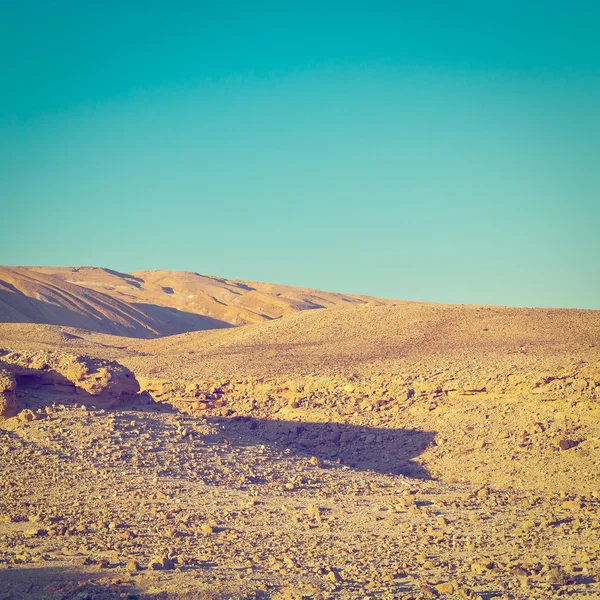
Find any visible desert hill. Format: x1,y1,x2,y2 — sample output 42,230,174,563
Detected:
0,266,393,337
129,301,600,378
1,282,600,598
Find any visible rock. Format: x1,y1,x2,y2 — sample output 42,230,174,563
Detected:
339,431,355,443
23,527,46,538
18,409,37,422
308,505,321,521
309,456,324,468
476,487,489,499
436,582,455,594
0,515,16,523
0,364,16,394
201,523,214,535
326,569,342,582
558,439,578,450
0,365,17,418
148,556,174,570
512,566,529,577
0,349,140,410
0,392,18,418
420,584,439,598
560,500,583,510
547,566,569,586
126,559,141,572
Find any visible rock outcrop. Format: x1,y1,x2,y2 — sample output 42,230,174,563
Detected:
0,349,139,415
0,365,18,418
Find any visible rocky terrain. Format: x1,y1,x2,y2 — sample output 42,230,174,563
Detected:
0,272,599,599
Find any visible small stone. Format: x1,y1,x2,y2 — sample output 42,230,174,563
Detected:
126,559,141,572
436,582,455,594
18,409,37,422
476,487,489,499
309,456,324,468
308,505,321,520
512,566,529,578
148,556,174,570
560,500,583,510
420,584,439,598
339,431,355,443
201,523,214,535
0,515,16,523
23,527,46,538
149,557,164,570
558,439,578,450
547,566,569,586
326,569,342,582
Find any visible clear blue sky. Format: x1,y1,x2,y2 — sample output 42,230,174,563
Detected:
1,1,599,308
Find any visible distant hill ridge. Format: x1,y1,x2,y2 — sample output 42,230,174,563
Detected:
0,266,393,338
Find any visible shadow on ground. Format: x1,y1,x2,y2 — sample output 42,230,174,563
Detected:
0,565,256,599
131,303,233,335
203,415,435,478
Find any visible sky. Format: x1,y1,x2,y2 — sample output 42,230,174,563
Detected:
1,1,599,309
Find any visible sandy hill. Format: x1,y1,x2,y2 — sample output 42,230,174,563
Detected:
129,301,600,377
0,266,392,337
1,292,600,597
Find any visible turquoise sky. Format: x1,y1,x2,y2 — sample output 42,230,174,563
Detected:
2,1,599,308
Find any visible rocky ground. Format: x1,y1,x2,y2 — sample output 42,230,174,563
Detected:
0,303,599,599
1,394,599,599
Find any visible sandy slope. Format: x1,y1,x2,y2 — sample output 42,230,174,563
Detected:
127,301,600,377
0,266,393,337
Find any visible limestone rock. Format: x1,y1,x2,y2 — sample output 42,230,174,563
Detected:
0,349,140,410
0,364,17,418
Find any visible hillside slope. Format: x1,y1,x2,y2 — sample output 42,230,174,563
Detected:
128,301,600,380
0,267,230,338
0,266,393,337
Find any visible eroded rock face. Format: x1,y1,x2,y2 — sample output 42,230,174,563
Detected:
0,349,139,413
0,364,18,418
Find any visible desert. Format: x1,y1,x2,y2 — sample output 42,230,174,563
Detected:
0,266,599,599
3,3,599,598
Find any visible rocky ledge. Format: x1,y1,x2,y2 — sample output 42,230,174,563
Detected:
0,349,140,417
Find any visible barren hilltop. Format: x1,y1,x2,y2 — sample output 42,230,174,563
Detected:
1,266,599,599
